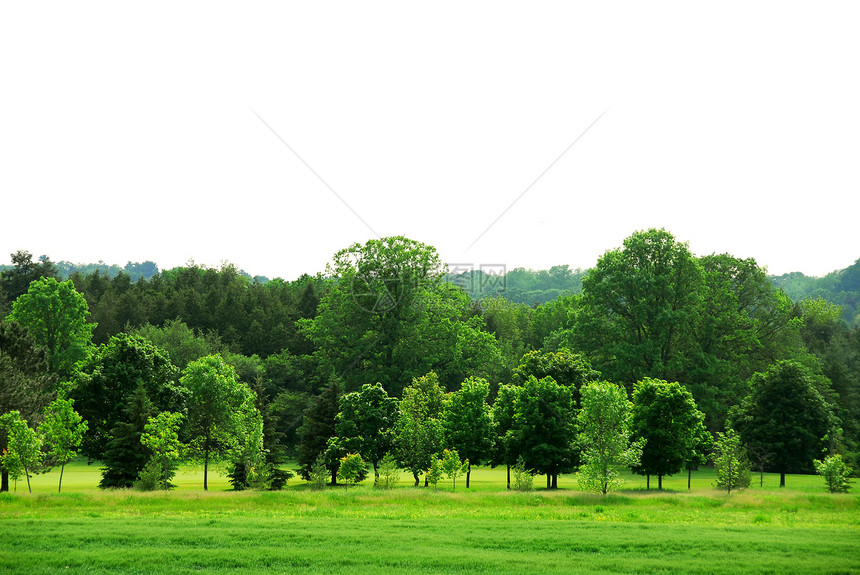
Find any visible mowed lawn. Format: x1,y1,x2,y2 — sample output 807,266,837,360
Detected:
2,461,858,574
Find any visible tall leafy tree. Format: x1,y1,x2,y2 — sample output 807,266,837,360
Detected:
70,333,188,462
333,382,399,481
576,380,643,495
630,378,707,490
510,375,576,489
574,229,703,387
0,320,53,492
441,376,494,488
37,397,88,493
491,384,521,490
299,237,500,396
181,354,259,490
8,277,95,377
712,429,751,494
731,360,836,487
394,372,446,486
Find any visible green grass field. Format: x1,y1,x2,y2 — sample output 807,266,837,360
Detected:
2,461,858,574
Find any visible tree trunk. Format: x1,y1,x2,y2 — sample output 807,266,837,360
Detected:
658,475,663,490
646,475,650,490
373,462,379,483
780,471,785,488
203,447,209,491
687,468,691,491
546,474,551,489
760,468,764,487
424,476,429,488
413,472,419,487
59,463,66,493
25,467,31,493
506,465,511,490
1,470,9,492
466,461,471,488
551,474,558,489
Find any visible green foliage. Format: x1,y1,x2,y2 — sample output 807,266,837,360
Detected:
630,378,707,488
8,277,94,376
512,348,599,392
511,456,534,492
509,375,576,487
297,381,341,483
70,333,187,462
130,319,223,370
374,453,399,490
814,454,853,493
576,381,643,494
299,236,501,396
337,452,366,491
0,251,58,308
425,457,443,490
99,384,155,488
439,448,468,491
713,429,751,493
335,382,399,478
394,372,446,486
182,354,262,490
140,411,183,490
133,458,163,492
731,360,835,486
574,228,702,387
442,376,493,487
0,410,43,493
37,397,88,492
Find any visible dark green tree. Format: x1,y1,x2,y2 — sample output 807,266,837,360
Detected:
731,360,836,487
296,380,342,484
510,375,576,489
99,384,155,488
491,384,521,490
70,333,188,462
630,378,707,490
333,382,399,481
0,251,58,307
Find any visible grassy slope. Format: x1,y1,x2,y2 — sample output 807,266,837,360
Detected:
2,461,858,574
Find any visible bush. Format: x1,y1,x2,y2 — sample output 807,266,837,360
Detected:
814,455,853,493
512,456,534,492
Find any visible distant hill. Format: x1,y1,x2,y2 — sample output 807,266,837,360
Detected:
770,258,860,325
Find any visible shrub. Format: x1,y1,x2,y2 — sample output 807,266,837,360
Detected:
133,459,163,492
814,455,853,493
375,453,400,490
512,456,534,492
308,453,328,491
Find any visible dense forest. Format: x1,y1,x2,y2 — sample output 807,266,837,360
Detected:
1,230,858,493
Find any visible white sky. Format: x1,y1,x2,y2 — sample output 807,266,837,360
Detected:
1,2,858,280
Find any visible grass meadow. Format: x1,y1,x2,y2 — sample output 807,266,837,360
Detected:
2,460,858,574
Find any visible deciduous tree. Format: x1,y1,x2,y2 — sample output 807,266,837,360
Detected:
576,381,643,495
442,376,494,488
37,397,88,493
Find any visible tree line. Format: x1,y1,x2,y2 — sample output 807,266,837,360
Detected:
0,230,858,493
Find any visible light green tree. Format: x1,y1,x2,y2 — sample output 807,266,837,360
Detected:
307,453,328,491
140,411,184,490
0,411,42,493
338,452,366,492
181,355,261,490
713,429,751,494
375,453,400,490
426,457,443,490
439,448,468,491
814,454,853,493
8,277,94,376
37,397,88,493
576,381,643,495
